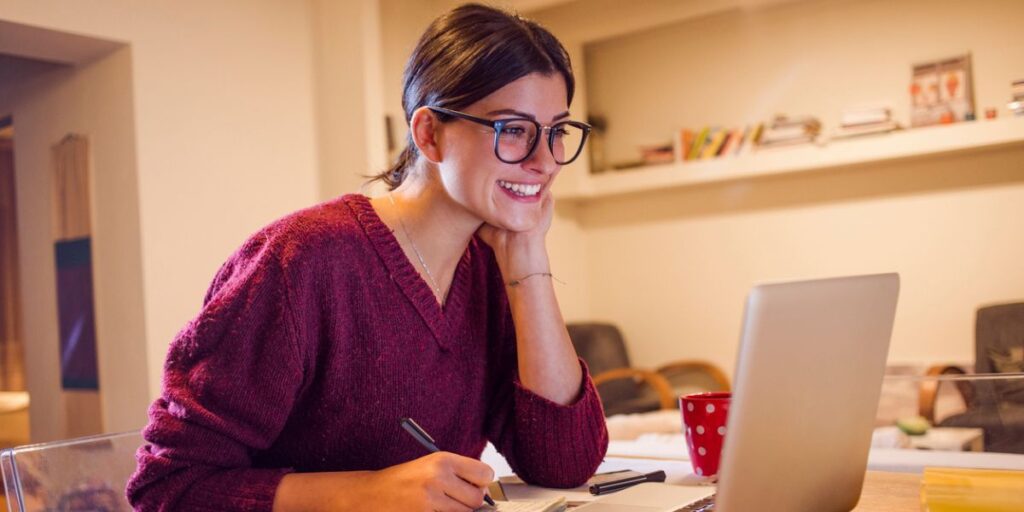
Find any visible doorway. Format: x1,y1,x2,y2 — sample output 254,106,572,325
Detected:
0,114,30,450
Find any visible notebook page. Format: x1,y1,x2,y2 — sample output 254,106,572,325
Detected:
475,496,567,512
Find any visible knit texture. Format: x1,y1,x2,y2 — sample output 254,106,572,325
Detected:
126,194,608,511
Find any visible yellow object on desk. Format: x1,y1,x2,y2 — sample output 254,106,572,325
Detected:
920,467,1024,512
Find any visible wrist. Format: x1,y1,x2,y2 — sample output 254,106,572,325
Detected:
506,271,554,288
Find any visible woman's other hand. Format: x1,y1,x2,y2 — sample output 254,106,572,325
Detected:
273,452,495,512
477,191,554,279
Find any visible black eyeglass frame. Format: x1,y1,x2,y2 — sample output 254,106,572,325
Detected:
427,106,592,165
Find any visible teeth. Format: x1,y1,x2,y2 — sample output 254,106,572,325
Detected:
498,180,541,197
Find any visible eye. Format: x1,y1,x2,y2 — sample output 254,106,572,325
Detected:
500,125,527,136
552,127,570,139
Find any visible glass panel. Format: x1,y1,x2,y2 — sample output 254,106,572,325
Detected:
876,371,1024,458
0,431,140,512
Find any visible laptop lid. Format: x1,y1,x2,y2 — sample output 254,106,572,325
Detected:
715,273,900,512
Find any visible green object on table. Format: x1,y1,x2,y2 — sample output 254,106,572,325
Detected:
896,415,931,436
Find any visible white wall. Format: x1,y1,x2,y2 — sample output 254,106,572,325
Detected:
535,0,1024,374
313,0,388,200
584,0,1024,165
1,47,149,440
0,0,321,401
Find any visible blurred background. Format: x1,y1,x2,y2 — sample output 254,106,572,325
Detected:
0,0,1021,463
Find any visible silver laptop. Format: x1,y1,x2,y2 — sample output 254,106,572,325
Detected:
579,273,900,512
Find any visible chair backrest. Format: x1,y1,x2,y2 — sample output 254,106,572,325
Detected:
567,322,632,375
975,302,1024,408
976,302,1024,374
1,431,140,512
567,322,646,408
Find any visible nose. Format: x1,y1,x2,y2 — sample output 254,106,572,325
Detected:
523,129,560,175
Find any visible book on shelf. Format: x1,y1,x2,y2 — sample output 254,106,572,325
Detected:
688,127,711,160
832,105,900,139
1011,79,1024,116
1011,79,1024,99
831,119,901,140
759,115,821,147
749,123,765,148
768,115,821,130
841,107,892,127
701,129,728,159
717,128,740,156
639,143,674,165
730,126,750,156
679,129,696,161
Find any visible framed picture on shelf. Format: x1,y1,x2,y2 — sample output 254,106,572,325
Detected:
910,54,974,127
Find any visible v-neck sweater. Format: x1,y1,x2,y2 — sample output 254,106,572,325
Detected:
126,194,609,511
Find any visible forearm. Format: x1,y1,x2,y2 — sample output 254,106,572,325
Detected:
504,250,582,405
272,471,374,512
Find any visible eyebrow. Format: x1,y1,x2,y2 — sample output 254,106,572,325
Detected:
486,109,572,122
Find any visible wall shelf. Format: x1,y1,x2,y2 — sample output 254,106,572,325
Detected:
559,117,1024,201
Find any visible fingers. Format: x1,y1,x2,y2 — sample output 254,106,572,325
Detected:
448,453,495,487
425,453,492,510
438,477,486,511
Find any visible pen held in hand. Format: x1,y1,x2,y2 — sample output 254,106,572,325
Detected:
589,470,667,495
400,417,496,507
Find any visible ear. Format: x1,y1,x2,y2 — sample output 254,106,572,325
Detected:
409,106,443,163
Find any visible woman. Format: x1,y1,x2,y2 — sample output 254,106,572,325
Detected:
127,4,608,511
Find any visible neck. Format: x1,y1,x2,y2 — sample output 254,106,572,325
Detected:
372,173,481,300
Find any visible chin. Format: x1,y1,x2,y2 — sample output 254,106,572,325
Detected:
489,214,540,233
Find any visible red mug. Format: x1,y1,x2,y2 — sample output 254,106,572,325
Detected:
680,392,731,478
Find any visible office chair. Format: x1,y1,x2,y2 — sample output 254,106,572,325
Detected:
1,431,140,511
920,302,1024,453
567,322,730,417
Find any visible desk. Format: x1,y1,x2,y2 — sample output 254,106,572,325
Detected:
488,470,922,511
854,472,921,512
482,441,1024,511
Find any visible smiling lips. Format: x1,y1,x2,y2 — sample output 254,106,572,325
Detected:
497,179,542,197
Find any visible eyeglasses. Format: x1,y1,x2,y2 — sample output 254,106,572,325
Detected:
428,106,591,165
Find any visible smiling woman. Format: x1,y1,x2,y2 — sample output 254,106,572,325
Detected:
126,4,608,512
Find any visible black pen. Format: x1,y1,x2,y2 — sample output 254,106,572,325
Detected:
400,417,496,507
589,470,667,495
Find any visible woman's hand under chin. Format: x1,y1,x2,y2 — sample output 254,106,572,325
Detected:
476,191,555,279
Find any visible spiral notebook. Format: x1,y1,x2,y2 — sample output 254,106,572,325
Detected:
475,496,566,512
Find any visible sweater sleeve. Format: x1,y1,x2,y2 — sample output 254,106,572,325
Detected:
484,303,609,488
127,238,305,511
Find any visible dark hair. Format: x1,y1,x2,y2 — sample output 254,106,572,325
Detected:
373,3,575,190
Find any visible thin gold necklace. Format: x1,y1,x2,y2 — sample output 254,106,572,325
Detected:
387,193,444,303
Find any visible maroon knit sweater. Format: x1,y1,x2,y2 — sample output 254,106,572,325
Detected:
126,194,608,511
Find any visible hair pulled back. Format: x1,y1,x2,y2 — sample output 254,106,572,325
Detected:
372,3,575,190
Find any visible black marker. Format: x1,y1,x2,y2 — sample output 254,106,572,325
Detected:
589,470,667,495
400,417,496,507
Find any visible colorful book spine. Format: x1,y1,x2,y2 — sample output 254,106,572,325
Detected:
688,127,711,161
701,130,727,159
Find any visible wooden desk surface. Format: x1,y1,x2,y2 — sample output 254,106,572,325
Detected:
490,470,923,510
854,471,921,512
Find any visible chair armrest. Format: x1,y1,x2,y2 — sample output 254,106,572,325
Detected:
919,364,974,423
655,360,731,392
592,368,677,410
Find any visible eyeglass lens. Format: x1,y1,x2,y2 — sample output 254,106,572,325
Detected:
495,120,586,164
